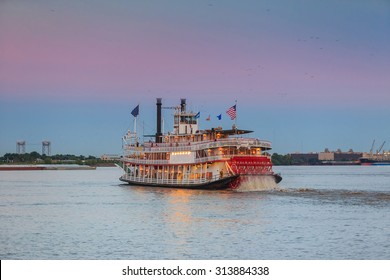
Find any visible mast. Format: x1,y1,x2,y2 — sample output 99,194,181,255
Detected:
133,115,137,134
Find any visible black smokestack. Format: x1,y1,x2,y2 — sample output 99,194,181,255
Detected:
156,98,162,143
180,98,186,112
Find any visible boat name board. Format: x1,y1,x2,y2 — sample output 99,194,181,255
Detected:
169,151,195,164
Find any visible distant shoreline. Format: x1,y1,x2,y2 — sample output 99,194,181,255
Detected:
0,164,97,171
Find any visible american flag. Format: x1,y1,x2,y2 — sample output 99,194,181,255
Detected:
226,105,236,120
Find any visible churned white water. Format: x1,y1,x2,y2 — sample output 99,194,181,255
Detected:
235,176,278,192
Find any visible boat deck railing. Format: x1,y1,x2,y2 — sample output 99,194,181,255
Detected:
120,173,228,185
122,154,271,165
124,138,271,154
121,155,226,165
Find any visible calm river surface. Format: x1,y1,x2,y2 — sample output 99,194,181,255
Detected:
0,166,389,259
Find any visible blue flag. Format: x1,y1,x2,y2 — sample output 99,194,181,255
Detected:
217,114,222,120
194,112,200,119
131,105,139,117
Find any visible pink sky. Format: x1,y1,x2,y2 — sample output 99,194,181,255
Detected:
1,0,389,105
1,0,389,155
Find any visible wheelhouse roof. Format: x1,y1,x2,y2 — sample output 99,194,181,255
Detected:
204,128,253,136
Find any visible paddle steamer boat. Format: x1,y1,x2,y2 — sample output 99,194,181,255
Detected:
120,98,281,189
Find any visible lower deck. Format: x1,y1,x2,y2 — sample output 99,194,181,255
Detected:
119,173,239,190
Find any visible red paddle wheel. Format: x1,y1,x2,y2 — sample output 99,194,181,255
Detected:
227,156,274,189
228,156,273,175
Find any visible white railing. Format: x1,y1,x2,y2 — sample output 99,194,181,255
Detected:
122,154,271,165
120,174,225,185
123,158,169,165
194,155,226,163
124,138,271,154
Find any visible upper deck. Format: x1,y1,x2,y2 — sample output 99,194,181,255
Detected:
123,136,272,166
123,98,272,158
124,136,271,154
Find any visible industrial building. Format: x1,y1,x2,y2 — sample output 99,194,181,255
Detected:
290,149,363,165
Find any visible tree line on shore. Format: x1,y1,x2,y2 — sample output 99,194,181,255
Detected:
271,153,293,165
0,152,117,166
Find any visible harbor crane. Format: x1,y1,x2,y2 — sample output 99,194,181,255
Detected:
370,139,375,156
377,141,386,154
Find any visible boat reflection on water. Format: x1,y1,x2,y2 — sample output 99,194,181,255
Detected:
122,184,268,252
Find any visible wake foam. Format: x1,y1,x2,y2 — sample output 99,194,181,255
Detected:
235,176,279,192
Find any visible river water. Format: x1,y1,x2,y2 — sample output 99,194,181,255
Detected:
0,166,389,259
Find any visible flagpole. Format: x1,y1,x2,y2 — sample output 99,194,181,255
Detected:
133,116,137,134
142,121,145,143
132,104,139,134
234,99,237,134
